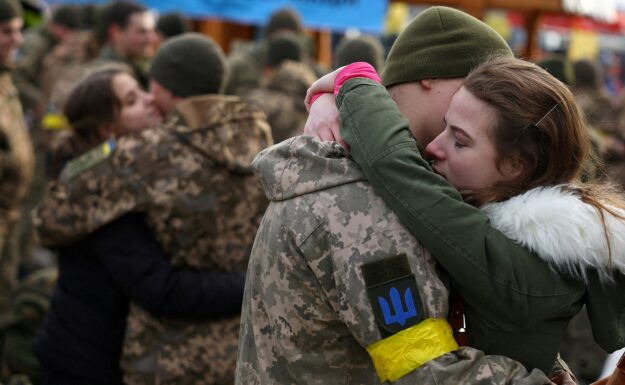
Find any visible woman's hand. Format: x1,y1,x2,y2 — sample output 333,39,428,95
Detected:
304,66,344,111
304,93,349,151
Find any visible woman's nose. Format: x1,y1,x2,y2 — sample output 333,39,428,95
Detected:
425,135,445,161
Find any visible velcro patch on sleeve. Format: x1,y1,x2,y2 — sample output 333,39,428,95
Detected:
60,138,116,181
361,254,425,337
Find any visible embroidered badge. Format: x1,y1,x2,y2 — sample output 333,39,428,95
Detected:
362,254,424,337
60,138,117,181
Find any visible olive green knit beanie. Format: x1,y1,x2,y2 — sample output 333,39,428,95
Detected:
52,5,80,29
149,33,227,98
0,0,22,23
382,6,513,87
156,12,191,39
266,7,303,37
267,32,303,68
335,35,385,71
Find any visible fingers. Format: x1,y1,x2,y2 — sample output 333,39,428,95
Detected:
304,67,345,111
304,94,341,142
338,139,350,153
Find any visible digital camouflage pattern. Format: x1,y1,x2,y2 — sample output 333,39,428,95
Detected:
235,136,551,385
0,67,34,313
246,60,317,143
35,94,272,385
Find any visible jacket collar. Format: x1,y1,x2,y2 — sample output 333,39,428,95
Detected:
481,185,625,282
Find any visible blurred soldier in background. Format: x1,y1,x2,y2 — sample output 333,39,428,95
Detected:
97,0,155,88
0,1,38,383
334,34,385,71
12,4,80,122
0,0,33,314
536,53,575,87
246,32,317,143
224,7,308,97
155,11,190,44
573,59,618,137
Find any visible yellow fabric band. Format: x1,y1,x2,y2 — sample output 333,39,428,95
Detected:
42,113,68,131
366,318,459,382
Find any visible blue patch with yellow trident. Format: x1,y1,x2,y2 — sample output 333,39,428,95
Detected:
362,254,424,336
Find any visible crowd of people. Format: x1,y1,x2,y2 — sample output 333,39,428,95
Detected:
0,1,624,385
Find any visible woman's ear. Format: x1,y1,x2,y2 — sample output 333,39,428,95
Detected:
501,156,525,181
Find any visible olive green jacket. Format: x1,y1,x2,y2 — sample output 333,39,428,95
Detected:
336,78,625,374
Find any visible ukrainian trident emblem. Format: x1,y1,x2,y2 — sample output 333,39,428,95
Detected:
378,287,418,327
361,254,424,336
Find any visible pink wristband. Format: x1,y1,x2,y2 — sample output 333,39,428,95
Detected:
309,92,328,106
333,62,382,96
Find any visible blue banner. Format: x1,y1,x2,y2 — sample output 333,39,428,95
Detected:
48,0,388,32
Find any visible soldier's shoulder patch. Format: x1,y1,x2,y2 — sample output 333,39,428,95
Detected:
60,138,117,181
361,254,425,337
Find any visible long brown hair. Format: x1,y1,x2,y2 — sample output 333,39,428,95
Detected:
464,56,625,263
64,66,130,147
48,66,130,178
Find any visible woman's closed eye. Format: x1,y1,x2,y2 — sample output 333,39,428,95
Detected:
454,140,467,149
124,93,137,107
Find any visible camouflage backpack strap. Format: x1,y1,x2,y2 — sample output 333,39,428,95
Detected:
59,138,117,182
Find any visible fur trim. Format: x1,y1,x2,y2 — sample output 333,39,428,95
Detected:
481,185,625,281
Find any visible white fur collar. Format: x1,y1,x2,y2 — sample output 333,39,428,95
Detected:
481,185,625,281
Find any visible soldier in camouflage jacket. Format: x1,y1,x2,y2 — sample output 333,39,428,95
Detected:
236,136,551,385
247,60,317,143
0,0,34,314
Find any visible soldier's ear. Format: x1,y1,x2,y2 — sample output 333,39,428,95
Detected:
419,79,434,91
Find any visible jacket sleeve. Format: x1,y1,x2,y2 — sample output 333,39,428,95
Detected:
35,139,149,247
336,78,580,325
89,213,244,319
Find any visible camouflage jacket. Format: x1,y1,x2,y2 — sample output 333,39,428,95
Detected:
0,68,33,231
246,60,317,143
0,67,34,312
35,94,272,385
235,136,551,385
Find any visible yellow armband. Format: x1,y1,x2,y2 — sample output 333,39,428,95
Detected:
367,318,458,382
